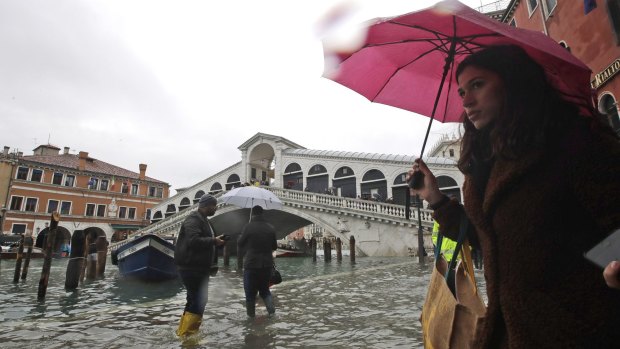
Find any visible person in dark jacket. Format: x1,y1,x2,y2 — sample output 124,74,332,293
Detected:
174,194,226,337
409,45,620,348
237,205,278,317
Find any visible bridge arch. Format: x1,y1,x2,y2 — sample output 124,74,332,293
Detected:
226,174,241,190
332,166,356,198
360,169,387,201
247,143,275,184
307,164,329,193
210,182,223,194
193,190,205,204
283,162,303,190
179,197,191,211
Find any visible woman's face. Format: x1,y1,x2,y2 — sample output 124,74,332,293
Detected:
457,65,505,130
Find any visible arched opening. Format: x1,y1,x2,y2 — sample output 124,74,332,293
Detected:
179,197,191,211
193,190,205,204
165,204,177,217
210,182,223,194
84,227,107,256
248,143,275,185
437,175,461,202
361,169,387,201
332,166,356,198
35,226,72,257
283,163,303,190
226,174,241,190
152,211,163,223
600,94,620,136
392,172,409,205
306,164,329,194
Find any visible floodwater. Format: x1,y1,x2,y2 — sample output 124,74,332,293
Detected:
0,256,486,348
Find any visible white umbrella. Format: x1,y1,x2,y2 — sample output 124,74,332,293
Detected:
218,186,283,210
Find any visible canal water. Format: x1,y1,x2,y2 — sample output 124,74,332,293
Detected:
0,256,486,348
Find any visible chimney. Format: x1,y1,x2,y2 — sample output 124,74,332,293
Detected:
63,147,70,155
3,146,8,156
139,163,147,180
78,151,88,171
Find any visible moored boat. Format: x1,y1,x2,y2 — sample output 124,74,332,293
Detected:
111,234,177,281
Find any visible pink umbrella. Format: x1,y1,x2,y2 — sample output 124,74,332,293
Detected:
323,0,592,156
322,0,592,260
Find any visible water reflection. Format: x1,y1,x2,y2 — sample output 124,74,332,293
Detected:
0,257,484,348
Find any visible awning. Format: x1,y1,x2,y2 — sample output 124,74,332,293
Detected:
110,224,144,230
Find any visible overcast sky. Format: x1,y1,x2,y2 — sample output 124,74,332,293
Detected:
0,0,487,194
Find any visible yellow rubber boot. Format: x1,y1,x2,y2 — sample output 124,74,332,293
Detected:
176,311,203,337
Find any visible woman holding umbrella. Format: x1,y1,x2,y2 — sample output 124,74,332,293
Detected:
409,45,620,348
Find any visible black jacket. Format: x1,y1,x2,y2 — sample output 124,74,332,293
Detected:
237,215,277,269
174,211,217,272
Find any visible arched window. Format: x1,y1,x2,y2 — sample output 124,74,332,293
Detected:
165,204,176,217
284,163,302,174
226,174,241,190
194,190,205,204
210,182,223,193
308,164,327,175
362,169,385,181
360,169,387,201
436,175,461,202
179,197,191,210
600,94,620,136
334,166,354,178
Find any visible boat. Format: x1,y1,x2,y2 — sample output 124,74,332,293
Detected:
274,248,308,258
111,234,177,281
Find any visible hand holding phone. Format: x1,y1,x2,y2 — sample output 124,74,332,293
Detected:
584,228,620,269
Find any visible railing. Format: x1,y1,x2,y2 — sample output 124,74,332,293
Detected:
109,187,434,251
475,0,511,13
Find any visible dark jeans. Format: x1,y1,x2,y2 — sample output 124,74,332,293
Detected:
178,269,210,315
243,267,272,303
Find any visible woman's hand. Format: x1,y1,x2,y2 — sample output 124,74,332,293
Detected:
407,159,444,205
603,261,620,289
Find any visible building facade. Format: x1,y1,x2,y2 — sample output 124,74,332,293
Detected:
0,144,170,243
501,0,620,135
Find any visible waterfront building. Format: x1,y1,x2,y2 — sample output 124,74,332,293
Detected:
0,144,170,249
499,0,620,135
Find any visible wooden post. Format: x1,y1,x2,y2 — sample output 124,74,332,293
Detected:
223,243,230,267
336,237,342,262
65,230,85,290
350,235,356,264
96,236,108,278
86,236,97,280
310,237,317,262
323,239,331,262
13,234,25,283
37,212,60,300
20,236,34,280
79,232,91,283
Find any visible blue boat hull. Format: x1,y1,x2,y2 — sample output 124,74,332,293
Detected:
115,234,177,281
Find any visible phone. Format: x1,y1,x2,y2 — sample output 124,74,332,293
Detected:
584,228,620,269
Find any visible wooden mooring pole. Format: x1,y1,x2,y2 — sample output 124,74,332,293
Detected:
13,234,25,283
350,235,356,264
21,235,34,280
79,232,91,283
336,238,342,262
86,235,98,280
96,236,108,278
310,237,317,262
37,212,60,300
65,230,85,290
323,239,332,262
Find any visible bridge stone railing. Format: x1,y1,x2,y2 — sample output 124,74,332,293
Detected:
109,187,434,252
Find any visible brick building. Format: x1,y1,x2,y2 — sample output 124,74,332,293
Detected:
501,0,620,135
0,144,170,245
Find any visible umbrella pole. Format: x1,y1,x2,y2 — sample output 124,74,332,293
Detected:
413,43,456,263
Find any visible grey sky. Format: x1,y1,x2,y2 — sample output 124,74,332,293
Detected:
0,1,483,194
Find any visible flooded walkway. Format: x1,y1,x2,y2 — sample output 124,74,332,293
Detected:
0,257,484,348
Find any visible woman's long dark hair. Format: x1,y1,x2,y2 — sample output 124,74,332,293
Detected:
455,45,581,174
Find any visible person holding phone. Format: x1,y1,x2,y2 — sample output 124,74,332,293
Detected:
408,45,620,348
174,194,226,337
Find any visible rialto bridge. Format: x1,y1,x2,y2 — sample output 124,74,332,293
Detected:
123,133,464,257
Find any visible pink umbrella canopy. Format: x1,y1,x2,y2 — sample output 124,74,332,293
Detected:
323,0,592,128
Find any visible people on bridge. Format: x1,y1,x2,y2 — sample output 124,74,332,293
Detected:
237,205,278,317
174,194,226,337
408,45,620,348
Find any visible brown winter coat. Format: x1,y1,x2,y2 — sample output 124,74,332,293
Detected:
434,124,620,348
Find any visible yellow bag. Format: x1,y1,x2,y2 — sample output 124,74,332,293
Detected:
421,233,486,348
